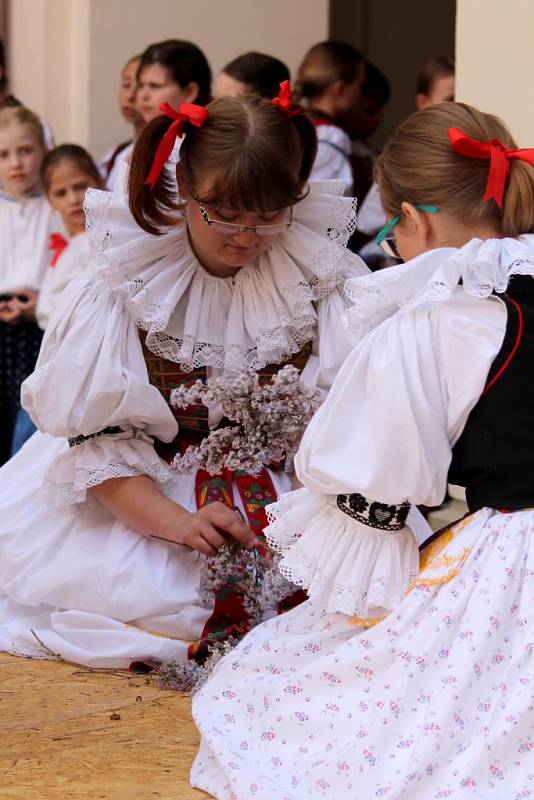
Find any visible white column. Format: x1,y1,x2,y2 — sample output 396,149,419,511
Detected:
456,0,534,146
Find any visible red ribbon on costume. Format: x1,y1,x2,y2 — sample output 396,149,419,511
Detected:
145,101,209,189
272,80,301,117
448,127,534,208
49,232,68,267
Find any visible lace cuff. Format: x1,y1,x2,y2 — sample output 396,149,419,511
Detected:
265,488,419,618
41,429,173,507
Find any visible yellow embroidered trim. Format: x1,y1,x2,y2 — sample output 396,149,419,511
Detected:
348,515,474,627
348,613,387,628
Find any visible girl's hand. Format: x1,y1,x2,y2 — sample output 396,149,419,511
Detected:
0,300,23,325
159,501,259,557
11,287,38,321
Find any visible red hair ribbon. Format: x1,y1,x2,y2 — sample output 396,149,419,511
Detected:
145,101,209,189
448,127,534,208
49,232,68,267
272,80,301,117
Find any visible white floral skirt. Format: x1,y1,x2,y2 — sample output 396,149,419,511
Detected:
191,508,534,799
0,432,290,668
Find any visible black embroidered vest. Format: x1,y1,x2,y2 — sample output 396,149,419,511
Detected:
449,275,534,512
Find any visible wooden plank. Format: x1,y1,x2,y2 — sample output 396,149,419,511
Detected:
0,653,211,799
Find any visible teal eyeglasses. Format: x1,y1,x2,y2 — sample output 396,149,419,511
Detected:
375,204,439,258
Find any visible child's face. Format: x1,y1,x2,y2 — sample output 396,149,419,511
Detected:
46,161,99,236
118,59,143,127
137,64,198,123
180,171,290,279
0,124,44,197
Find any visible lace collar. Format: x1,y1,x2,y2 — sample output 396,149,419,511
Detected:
343,234,534,344
85,175,363,371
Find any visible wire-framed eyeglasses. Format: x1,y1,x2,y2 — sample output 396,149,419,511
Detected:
375,204,439,258
195,199,293,237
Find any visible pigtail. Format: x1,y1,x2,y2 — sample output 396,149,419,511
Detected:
128,115,181,235
502,160,534,237
291,112,318,184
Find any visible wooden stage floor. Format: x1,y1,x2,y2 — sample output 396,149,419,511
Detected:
0,652,211,799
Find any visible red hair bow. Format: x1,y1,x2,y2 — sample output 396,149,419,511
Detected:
145,101,209,189
448,126,534,208
49,232,68,267
272,80,301,117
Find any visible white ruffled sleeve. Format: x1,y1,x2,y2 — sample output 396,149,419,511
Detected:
21,270,177,506
266,290,506,618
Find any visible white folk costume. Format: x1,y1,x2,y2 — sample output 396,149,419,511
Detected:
36,231,91,329
310,115,353,194
192,235,534,800
0,170,370,668
0,191,62,463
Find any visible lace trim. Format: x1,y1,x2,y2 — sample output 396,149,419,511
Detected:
85,186,359,369
41,458,173,507
343,245,534,345
265,493,418,616
275,544,418,617
0,626,53,660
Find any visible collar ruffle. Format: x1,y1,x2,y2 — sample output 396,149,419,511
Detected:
343,235,534,344
85,173,361,370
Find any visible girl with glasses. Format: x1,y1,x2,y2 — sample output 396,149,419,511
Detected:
192,102,534,798
0,89,370,669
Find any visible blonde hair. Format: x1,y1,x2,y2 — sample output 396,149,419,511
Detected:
375,102,534,238
0,105,46,148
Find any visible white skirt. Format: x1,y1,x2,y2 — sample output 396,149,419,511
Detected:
0,432,290,668
191,507,534,799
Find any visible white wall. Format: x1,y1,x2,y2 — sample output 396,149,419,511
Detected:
456,0,534,146
7,0,329,158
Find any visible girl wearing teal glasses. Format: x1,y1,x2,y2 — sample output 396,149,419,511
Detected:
192,101,534,799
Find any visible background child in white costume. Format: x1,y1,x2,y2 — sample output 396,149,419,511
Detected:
296,41,365,194
0,106,61,463
191,102,534,799
99,55,144,191
0,89,369,669
37,145,103,330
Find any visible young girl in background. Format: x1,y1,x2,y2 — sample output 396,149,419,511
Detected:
416,55,455,110
214,51,290,100
99,55,144,190
295,41,365,193
0,89,371,669
37,145,103,329
192,101,534,799
136,39,211,123
0,106,60,464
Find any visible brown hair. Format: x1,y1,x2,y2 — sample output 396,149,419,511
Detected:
128,93,317,235
416,56,455,97
40,144,103,194
0,105,45,148
137,40,211,107
295,41,363,102
375,102,534,238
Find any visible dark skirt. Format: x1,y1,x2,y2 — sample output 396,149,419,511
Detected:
0,320,43,465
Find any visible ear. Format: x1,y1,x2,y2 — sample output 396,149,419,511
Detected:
184,81,200,103
415,94,429,111
328,78,345,99
400,201,433,244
